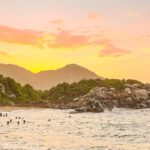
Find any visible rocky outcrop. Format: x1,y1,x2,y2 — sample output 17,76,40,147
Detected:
75,100,104,113
70,83,150,113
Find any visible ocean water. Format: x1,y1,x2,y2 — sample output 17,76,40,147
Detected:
0,107,150,150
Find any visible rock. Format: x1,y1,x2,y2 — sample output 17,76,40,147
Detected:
126,97,133,105
140,102,147,108
75,107,88,112
75,99,104,113
106,91,114,96
109,88,115,92
136,104,142,109
112,100,119,107
92,100,104,112
134,89,148,101
71,85,150,113
73,97,80,102
146,100,150,107
124,88,132,94
94,87,107,99
124,84,140,89
147,90,150,97
132,84,140,88
124,84,133,88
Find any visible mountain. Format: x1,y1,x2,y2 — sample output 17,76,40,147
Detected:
0,64,101,90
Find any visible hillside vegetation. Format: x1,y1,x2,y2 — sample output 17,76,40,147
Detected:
0,74,143,106
42,78,143,104
0,75,41,105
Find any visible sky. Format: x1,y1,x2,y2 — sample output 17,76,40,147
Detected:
0,0,150,82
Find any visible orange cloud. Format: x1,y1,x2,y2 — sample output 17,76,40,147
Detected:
0,25,41,46
99,43,129,57
38,30,129,57
0,25,129,57
49,30,88,48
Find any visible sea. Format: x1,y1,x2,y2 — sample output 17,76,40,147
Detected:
0,107,150,150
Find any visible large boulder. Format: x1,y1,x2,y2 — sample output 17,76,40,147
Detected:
134,89,148,101
140,102,147,108
75,100,104,113
126,97,133,105
147,90,150,97
124,88,132,94
124,84,140,89
89,87,107,100
109,87,115,92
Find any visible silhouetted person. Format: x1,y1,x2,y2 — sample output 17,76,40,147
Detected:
23,120,26,124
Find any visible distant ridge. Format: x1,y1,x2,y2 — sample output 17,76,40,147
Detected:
0,63,102,90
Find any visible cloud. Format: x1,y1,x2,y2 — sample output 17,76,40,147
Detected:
37,30,89,49
0,25,88,48
0,51,11,58
0,25,129,57
48,30,88,48
99,43,129,57
38,30,129,57
0,25,41,46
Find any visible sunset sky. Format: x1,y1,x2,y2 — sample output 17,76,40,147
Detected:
0,0,150,82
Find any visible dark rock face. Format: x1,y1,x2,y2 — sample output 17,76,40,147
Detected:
70,84,150,113
75,100,104,113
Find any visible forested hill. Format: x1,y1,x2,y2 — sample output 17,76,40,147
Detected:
0,74,144,106
0,75,41,105
42,78,143,104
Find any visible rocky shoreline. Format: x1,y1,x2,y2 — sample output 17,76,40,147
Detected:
1,83,150,113
65,83,150,113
